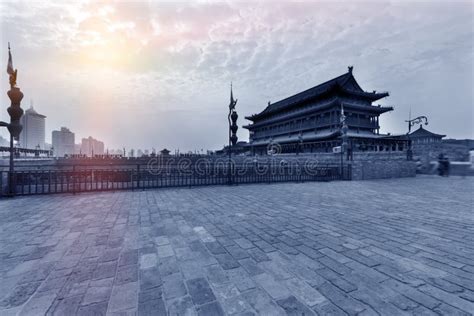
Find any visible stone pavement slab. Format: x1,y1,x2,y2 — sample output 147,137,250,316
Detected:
0,176,473,315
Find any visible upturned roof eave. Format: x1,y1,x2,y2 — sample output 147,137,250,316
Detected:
409,126,446,138
247,89,389,121
244,103,393,130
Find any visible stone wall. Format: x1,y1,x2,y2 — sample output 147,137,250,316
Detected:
413,143,469,163
349,156,416,180
0,152,416,182
231,152,416,180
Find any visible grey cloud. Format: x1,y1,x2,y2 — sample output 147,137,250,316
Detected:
0,0,472,151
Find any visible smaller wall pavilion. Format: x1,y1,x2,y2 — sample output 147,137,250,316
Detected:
409,125,445,145
243,67,408,155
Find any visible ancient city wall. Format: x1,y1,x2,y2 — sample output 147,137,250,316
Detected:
0,151,417,181
349,155,416,180
229,152,416,180
413,143,469,163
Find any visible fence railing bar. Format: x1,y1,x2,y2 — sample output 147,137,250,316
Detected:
2,164,343,197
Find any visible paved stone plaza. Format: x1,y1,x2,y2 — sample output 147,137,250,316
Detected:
0,176,473,315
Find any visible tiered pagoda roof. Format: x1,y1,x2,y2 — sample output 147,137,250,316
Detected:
409,125,446,139
246,67,390,121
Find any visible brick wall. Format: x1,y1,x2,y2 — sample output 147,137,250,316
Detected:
231,152,416,180
0,152,417,182
349,158,416,180
413,143,469,163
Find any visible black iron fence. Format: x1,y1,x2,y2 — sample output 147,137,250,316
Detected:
0,163,348,197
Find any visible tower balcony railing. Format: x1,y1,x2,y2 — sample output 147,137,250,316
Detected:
252,121,379,139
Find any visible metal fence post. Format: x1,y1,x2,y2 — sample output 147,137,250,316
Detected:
299,161,302,183
137,164,141,190
72,165,76,195
267,161,270,184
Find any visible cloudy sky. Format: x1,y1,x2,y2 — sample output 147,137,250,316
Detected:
0,0,472,151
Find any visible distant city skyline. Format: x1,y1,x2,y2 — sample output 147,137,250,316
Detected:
80,136,105,156
0,1,472,151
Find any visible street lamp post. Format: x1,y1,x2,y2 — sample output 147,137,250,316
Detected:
405,115,428,160
228,83,238,185
0,44,24,196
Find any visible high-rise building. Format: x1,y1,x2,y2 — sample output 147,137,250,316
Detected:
81,136,104,157
19,106,46,149
52,127,75,157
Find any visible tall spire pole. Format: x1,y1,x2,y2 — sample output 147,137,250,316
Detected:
228,82,238,185
408,107,412,133
228,83,232,184
1,43,24,196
